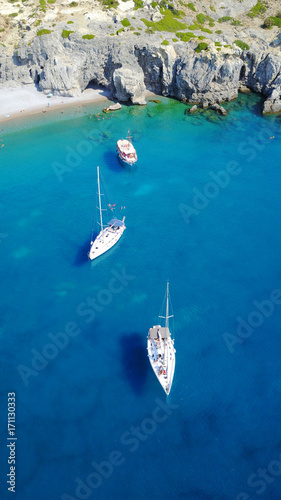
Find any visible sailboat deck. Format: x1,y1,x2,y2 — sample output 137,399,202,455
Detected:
149,326,171,340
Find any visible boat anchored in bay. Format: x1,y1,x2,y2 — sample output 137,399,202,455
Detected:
116,130,137,166
147,282,176,395
88,166,126,261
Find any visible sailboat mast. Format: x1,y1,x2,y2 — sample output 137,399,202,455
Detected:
165,281,169,332
97,166,103,231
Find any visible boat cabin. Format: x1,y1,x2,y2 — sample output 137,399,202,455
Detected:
149,325,171,340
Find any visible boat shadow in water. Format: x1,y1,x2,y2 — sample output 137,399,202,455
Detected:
73,239,92,267
119,333,149,395
103,150,137,173
103,150,121,172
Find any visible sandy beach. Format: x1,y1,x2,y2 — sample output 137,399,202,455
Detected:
0,85,111,123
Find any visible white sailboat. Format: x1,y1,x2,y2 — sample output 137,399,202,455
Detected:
147,282,176,395
88,166,126,261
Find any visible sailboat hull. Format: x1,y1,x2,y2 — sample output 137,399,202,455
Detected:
147,325,175,395
89,220,126,260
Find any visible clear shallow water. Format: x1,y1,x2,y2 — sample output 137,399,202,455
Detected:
1,94,281,499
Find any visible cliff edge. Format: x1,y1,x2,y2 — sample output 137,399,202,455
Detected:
0,0,281,113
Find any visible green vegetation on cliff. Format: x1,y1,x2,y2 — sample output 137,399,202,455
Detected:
61,29,74,38
141,9,187,32
195,42,208,52
196,13,213,25
134,0,144,9
234,40,250,50
263,15,281,28
121,18,130,27
247,1,266,18
187,2,195,11
37,29,52,35
218,16,233,23
176,31,196,41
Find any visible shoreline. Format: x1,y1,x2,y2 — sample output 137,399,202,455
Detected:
0,86,112,125
0,86,160,127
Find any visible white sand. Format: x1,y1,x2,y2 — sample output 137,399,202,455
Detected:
0,85,110,122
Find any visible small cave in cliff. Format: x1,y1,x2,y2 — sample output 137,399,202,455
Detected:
85,79,104,91
85,79,96,90
29,69,40,85
239,65,246,81
84,80,109,97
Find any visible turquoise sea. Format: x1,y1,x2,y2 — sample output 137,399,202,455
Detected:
1,94,281,500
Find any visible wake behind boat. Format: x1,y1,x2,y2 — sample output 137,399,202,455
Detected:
116,130,137,166
147,282,176,395
88,166,126,261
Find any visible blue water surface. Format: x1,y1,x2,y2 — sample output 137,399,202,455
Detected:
1,94,281,500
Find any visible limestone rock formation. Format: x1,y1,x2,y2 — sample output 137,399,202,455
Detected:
1,31,281,114
113,65,146,105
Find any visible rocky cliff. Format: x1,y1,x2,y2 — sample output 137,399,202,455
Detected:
0,0,281,113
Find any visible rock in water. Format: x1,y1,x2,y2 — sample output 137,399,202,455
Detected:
210,103,228,116
189,105,197,114
103,102,122,112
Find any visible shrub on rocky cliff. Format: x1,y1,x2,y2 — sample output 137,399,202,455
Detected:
37,29,52,35
263,17,274,28
39,0,47,12
61,29,74,38
82,34,95,39
134,0,144,9
141,10,187,31
196,13,206,24
101,0,118,7
218,16,233,23
176,31,196,41
263,16,281,28
196,13,213,25
247,1,266,18
195,42,208,52
121,18,130,27
234,40,250,50
187,2,195,11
